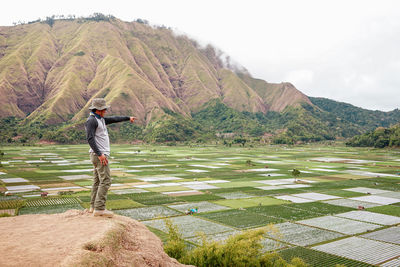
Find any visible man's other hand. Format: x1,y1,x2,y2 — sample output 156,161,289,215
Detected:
130,117,136,123
98,154,108,166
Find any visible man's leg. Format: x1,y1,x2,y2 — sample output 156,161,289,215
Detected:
94,155,111,211
90,153,100,211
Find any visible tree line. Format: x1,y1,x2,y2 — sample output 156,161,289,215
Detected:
346,124,400,148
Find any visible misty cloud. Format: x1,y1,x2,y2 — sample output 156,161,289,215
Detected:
284,70,314,89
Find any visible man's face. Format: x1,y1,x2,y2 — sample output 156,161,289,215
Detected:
95,109,107,117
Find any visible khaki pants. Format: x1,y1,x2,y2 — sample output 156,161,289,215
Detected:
90,153,111,210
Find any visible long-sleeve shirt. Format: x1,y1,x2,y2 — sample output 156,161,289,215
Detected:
85,112,130,156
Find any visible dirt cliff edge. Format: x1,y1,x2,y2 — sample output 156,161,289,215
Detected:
0,210,192,267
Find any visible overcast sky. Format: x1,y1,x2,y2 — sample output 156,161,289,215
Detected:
2,0,399,111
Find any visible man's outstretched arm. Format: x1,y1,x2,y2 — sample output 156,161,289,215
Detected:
104,116,135,125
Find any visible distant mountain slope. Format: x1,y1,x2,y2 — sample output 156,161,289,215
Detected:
346,124,400,148
0,17,309,125
310,97,400,131
1,15,399,145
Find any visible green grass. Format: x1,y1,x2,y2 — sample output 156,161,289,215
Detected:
78,196,92,202
146,225,170,243
80,199,143,210
366,205,400,216
177,194,224,202
73,180,93,186
0,199,26,209
284,202,356,215
147,186,190,192
214,181,265,188
125,192,180,205
197,209,284,229
208,187,263,194
18,204,83,215
7,170,61,181
68,191,91,197
279,247,373,267
247,204,319,221
25,197,80,207
248,188,307,196
319,189,367,198
307,179,375,191
105,194,130,200
213,196,289,209
110,177,141,183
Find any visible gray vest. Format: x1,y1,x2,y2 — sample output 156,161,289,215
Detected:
88,114,111,156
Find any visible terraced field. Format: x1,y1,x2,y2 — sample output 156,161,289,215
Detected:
1,144,400,266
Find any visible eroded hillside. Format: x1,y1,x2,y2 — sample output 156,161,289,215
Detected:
0,18,310,125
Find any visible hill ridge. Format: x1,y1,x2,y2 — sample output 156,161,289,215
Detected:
0,18,310,125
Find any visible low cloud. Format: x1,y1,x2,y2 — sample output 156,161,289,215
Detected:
284,70,314,89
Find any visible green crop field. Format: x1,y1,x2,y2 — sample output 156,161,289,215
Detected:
1,144,400,265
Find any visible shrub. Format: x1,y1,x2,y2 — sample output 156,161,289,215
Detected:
164,220,307,266
164,219,188,260
74,51,85,56
44,16,55,27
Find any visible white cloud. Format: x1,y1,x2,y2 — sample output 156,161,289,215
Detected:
284,70,314,89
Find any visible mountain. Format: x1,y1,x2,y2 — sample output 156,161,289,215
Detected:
0,16,310,126
1,15,399,144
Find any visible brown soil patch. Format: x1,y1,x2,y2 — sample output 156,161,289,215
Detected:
0,210,190,267
38,183,77,188
112,171,130,177
234,170,250,173
125,182,148,186
19,168,38,172
46,188,89,193
314,176,348,181
36,140,57,145
108,185,132,190
166,191,204,197
332,174,369,179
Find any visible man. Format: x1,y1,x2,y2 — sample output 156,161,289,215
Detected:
85,98,135,217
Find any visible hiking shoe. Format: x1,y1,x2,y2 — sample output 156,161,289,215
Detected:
93,209,114,218
87,206,94,213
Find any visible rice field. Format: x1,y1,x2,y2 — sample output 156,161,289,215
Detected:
1,143,400,265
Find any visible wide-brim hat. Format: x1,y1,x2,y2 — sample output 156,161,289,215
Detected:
88,98,110,110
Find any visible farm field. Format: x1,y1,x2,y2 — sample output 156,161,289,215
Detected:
1,144,400,266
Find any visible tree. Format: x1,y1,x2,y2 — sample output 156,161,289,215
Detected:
292,169,301,182
44,16,55,27
233,137,247,147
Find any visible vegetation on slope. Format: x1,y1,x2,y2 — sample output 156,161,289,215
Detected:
310,97,400,131
346,124,400,148
192,99,364,144
0,98,397,145
164,220,307,267
0,14,310,126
